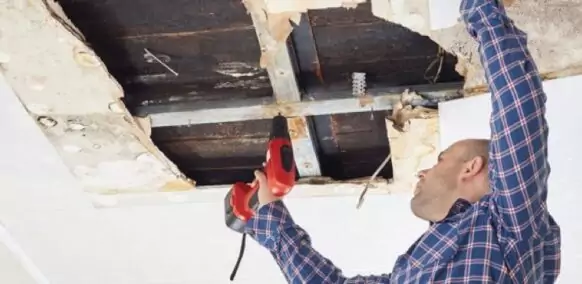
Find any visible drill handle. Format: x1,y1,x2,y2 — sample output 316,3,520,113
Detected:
267,139,296,196
230,180,259,222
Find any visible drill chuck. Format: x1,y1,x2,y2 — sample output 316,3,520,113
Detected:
270,114,289,140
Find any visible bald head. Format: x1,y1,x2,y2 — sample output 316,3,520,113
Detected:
457,139,490,164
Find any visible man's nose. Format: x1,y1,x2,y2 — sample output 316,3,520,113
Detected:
417,169,428,179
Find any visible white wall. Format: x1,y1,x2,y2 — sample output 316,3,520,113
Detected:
0,74,580,283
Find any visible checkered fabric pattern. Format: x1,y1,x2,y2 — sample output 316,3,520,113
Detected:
244,0,561,282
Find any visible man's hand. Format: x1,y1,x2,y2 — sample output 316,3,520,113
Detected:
254,170,282,206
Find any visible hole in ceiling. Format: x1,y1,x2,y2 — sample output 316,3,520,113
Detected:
57,0,457,186
149,115,394,186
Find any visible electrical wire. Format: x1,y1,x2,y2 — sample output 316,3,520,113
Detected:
229,233,247,281
356,153,392,209
424,46,445,84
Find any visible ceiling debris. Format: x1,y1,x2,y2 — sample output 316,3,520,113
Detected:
0,0,192,194
387,89,439,133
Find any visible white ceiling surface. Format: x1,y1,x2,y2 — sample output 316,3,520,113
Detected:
2,62,582,283
0,227,43,284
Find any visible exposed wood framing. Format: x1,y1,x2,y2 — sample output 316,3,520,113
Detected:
137,82,462,127
290,14,324,86
245,0,321,177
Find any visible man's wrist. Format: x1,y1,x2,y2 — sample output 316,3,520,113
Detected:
461,0,510,34
244,200,295,251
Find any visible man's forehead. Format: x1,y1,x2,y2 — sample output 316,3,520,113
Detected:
438,151,445,160
441,141,467,157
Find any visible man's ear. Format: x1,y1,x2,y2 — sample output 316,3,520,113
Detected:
462,156,485,178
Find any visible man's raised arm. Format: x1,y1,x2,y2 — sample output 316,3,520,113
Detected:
460,0,551,240
245,201,391,283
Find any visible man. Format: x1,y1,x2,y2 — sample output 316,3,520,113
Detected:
244,0,561,282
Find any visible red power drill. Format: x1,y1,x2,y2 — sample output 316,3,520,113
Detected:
224,113,296,233
224,114,296,281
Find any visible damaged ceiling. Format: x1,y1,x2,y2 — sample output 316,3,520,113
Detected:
55,0,461,186
1,0,580,199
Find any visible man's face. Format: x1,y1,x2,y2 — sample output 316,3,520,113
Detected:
411,143,464,222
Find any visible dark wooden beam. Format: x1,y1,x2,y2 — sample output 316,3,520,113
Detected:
290,14,325,87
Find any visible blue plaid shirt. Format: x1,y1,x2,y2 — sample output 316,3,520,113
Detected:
244,0,561,282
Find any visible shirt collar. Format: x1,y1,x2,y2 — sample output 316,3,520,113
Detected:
429,198,472,225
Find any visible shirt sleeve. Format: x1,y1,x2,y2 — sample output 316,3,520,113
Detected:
245,201,392,283
460,0,551,240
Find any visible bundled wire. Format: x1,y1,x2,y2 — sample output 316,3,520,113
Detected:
424,46,445,84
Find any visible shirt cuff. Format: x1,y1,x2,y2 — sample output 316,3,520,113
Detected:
244,200,295,251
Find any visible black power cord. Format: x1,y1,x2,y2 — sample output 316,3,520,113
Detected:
229,233,247,281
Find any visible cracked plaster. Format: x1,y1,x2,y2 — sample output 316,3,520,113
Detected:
0,0,192,195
